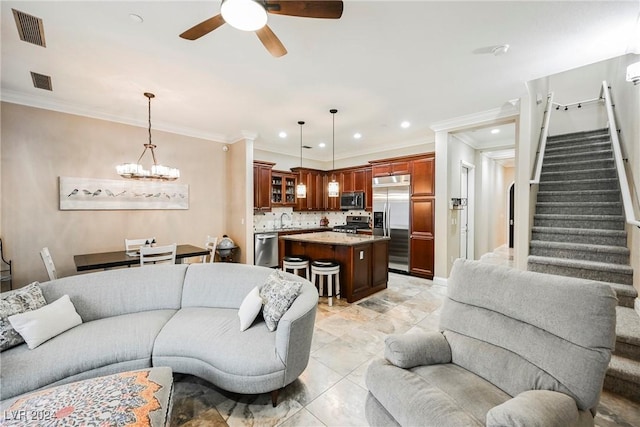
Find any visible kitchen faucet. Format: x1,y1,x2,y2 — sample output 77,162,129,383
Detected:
280,212,291,228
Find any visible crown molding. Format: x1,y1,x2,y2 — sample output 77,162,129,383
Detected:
430,103,520,133
0,89,230,143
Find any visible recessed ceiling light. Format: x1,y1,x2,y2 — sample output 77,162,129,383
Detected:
278,131,287,138
401,121,411,129
318,142,326,148
353,133,362,139
491,129,500,134
129,13,144,23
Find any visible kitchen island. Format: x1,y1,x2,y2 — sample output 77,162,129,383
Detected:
280,231,390,303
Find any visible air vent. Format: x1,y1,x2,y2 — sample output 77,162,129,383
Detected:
12,9,46,47
302,145,312,149
30,72,52,91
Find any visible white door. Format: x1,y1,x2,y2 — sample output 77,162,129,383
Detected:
460,167,469,259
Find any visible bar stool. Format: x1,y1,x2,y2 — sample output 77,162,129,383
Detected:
311,259,340,306
282,255,310,279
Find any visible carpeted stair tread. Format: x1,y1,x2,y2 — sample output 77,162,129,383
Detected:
527,255,633,274
539,178,619,192
535,202,622,215
607,355,640,383
544,142,613,157
540,168,617,181
546,128,609,142
542,150,613,165
531,226,626,238
529,240,629,255
545,134,610,147
616,307,640,348
606,282,639,304
536,190,620,203
541,158,615,172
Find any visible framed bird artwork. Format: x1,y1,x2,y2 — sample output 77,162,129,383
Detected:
59,177,189,210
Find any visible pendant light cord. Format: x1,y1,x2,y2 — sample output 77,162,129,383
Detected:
330,109,337,174
298,121,304,168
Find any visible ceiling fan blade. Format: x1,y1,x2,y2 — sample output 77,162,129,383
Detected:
255,25,287,57
179,14,225,40
266,1,343,19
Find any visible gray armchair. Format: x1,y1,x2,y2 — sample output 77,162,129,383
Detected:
365,259,617,427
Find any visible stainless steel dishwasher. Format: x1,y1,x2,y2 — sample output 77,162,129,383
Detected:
254,232,279,268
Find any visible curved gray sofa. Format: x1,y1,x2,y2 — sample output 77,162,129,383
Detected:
1,263,318,406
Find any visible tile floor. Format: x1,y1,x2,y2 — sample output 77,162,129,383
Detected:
170,272,640,427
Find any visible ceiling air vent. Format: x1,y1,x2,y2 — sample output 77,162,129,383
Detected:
302,145,312,149
30,72,52,91
12,9,46,47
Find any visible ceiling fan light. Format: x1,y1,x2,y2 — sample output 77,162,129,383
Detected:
221,0,268,31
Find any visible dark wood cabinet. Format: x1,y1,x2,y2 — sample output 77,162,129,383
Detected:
364,167,373,210
270,171,297,207
410,194,435,278
409,236,434,278
411,156,435,197
292,168,325,211
253,161,274,212
371,160,411,177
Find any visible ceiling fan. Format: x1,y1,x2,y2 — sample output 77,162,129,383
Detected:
179,0,343,57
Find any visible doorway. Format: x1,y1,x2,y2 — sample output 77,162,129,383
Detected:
508,182,515,248
460,161,475,260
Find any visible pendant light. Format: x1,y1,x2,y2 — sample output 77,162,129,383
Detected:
328,109,339,197
116,92,179,181
296,120,307,199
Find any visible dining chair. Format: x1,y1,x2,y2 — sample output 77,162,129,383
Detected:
203,235,218,263
40,247,58,281
139,243,177,266
125,237,156,256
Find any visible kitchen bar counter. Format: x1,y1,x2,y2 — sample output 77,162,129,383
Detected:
280,231,388,246
280,231,389,303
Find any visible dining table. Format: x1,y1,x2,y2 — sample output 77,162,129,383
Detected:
73,244,210,272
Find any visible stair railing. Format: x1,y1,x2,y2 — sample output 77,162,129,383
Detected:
530,92,554,184
602,81,640,228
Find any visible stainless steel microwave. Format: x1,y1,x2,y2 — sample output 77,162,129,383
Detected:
340,191,364,210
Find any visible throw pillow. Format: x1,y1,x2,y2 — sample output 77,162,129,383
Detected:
238,286,263,331
9,294,82,349
0,282,47,351
259,270,303,332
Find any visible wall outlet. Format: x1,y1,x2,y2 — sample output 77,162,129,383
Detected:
360,251,364,260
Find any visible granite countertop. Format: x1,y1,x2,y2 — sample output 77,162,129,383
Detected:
254,226,331,234
279,231,389,246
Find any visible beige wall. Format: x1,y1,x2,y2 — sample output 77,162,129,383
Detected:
1,102,228,286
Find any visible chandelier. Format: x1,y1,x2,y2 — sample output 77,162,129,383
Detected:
116,92,180,181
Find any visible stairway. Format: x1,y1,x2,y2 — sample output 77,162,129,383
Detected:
527,128,640,403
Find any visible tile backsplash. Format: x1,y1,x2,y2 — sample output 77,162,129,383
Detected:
253,207,371,231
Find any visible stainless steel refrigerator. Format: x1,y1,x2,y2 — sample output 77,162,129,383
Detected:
372,174,410,273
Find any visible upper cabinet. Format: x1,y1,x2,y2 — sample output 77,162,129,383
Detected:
291,168,326,211
411,156,435,197
370,160,411,177
253,161,275,212
271,171,297,207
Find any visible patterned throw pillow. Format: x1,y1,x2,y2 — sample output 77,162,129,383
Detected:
259,270,303,332
0,282,47,351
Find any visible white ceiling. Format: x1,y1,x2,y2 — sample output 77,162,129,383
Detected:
2,1,639,162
